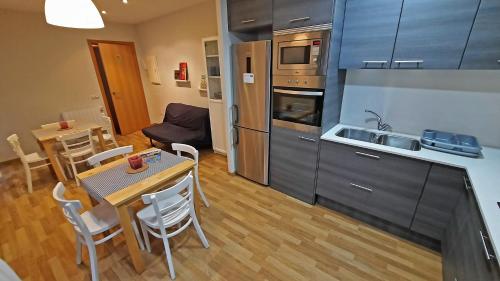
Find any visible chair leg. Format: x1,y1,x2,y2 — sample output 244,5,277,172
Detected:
160,234,176,280
54,156,67,181
76,237,82,265
70,159,80,186
140,221,151,253
191,210,209,249
24,165,33,193
87,243,100,281
149,138,155,147
128,208,145,250
195,166,210,207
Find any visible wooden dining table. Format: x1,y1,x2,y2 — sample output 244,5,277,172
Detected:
76,148,198,273
31,122,106,182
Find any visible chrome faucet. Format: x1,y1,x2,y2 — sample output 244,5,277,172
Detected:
365,110,391,131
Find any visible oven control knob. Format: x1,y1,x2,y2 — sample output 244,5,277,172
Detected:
304,80,308,85
294,80,299,84
288,80,292,83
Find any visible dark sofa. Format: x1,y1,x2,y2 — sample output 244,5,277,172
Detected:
142,103,212,148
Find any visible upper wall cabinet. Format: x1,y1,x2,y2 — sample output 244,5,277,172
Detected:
273,0,334,31
461,0,500,69
228,0,272,32
391,0,480,69
339,0,403,69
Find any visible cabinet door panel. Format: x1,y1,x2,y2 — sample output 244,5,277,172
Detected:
270,126,319,203
391,0,480,69
228,0,272,32
411,165,466,240
339,0,403,69
273,0,333,30
461,0,500,69
316,141,429,227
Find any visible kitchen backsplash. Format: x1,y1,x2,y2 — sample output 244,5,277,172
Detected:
340,70,500,148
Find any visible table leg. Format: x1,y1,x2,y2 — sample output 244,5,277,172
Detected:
117,205,145,273
94,128,106,151
41,139,66,182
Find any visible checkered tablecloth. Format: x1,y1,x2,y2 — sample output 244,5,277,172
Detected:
81,151,187,201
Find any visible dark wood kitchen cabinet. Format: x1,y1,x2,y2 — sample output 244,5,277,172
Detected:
410,165,467,240
339,0,403,69
316,141,430,228
269,126,320,204
391,0,480,69
272,0,334,31
228,0,272,32
461,0,500,69
442,184,500,281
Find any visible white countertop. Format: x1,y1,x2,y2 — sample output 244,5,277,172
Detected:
322,124,500,263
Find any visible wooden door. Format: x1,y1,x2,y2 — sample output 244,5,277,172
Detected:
98,42,150,135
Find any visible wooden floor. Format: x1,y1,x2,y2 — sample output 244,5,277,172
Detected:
0,132,442,281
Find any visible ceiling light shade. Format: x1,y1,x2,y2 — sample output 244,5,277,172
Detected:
45,0,104,29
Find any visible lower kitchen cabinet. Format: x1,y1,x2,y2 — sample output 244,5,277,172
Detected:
269,126,320,204
316,141,430,228
443,186,500,281
410,164,467,240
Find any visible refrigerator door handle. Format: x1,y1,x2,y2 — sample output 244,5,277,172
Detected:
232,104,239,125
233,127,239,145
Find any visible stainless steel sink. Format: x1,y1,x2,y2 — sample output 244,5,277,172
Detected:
377,135,421,151
336,128,421,151
336,128,377,143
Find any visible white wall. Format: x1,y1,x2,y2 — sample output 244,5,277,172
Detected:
0,9,150,162
136,0,218,123
340,70,500,148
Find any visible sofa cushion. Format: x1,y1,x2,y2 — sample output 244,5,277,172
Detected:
163,103,209,130
142,123,205,144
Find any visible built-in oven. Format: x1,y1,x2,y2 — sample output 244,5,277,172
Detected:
272,88,323,133
273,29,331,77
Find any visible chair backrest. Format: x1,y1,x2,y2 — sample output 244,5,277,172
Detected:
57,129,95,155
6,134,27,162
171,143,199,164
0,259,22,281
100,115,114,135
87,145,133,167
142,172,194,228
52,182,91,237
62,106,104,124
41,120,76,129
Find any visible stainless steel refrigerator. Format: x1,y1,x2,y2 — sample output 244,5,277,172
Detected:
232,40,271,185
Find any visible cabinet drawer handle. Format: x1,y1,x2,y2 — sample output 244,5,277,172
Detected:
497,60,500,64
355,151,380,160
349,183,373,192
479,230,496,261
363,60,388,65
289,17,311,23
393,60,424,68
463,176,472,191
241,19,256,24
298,136,316,142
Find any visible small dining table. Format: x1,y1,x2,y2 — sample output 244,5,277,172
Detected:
31,122,106,182
76,148,198,273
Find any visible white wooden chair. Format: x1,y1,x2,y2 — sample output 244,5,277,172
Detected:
53,182,123,281
86,145,145,251
57,129,95,186
171,143,209,207
87,145,133,167
92,116,118,149
0,259,21,281
137,172,209,280
41,120,76,129
6,134,56,193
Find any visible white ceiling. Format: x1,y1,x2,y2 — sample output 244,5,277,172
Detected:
0,0,210,24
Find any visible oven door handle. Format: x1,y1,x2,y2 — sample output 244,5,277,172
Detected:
273,89,324,96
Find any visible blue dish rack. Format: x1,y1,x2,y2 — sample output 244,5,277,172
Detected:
421,129,482,158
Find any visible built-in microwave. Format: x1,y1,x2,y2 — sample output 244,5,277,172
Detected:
273,29,331,77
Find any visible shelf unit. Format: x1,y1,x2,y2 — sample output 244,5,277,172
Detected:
202,36,226,155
